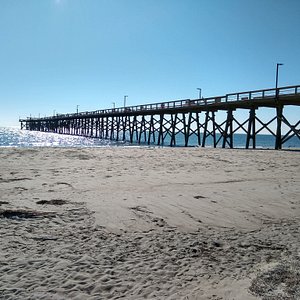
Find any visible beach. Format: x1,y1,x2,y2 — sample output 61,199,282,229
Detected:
0,147,299,299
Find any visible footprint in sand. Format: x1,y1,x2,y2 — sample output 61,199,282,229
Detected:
129,206,168,227
44,182,74,192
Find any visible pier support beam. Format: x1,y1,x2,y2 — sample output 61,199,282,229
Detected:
202,111,216,148
246,108,256,149
222,110,234,148
148,115,156,145
157,114,164,146
275,106,283,150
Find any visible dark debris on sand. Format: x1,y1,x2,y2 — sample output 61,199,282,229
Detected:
0,209,54,219
36,199,68,206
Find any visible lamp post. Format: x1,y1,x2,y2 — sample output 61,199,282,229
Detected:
275,63,283,95
124,95,128,108
112,102,115,109
197,88,202,99
76,105,79,114
275,63,284,150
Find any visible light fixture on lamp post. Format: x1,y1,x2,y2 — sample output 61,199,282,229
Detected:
76,105,79,114
112,102,115,109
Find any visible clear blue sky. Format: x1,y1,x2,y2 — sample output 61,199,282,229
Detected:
0,0,299,127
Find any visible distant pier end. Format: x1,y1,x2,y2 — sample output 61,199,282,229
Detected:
20,85,300,149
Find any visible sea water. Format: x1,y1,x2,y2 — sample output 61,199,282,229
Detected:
0,127,127,148
0,127,299,149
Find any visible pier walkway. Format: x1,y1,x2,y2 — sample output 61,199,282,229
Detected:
20,85,300,149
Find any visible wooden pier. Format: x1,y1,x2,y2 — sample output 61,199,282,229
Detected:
20,85,300,149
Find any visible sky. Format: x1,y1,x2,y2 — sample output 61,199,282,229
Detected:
0,0,299,127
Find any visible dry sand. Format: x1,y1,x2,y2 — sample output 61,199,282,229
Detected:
0,147,299,299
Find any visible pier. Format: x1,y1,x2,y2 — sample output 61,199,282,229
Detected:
20,85,300,149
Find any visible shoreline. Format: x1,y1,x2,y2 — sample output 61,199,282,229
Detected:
1,127,300,149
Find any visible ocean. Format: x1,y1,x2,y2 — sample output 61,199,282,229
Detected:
0,127,299,149
0,127,127,148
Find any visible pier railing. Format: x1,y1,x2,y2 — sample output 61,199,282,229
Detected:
22,85,300,121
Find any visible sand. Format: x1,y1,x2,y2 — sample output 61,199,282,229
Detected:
0,147,299,299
